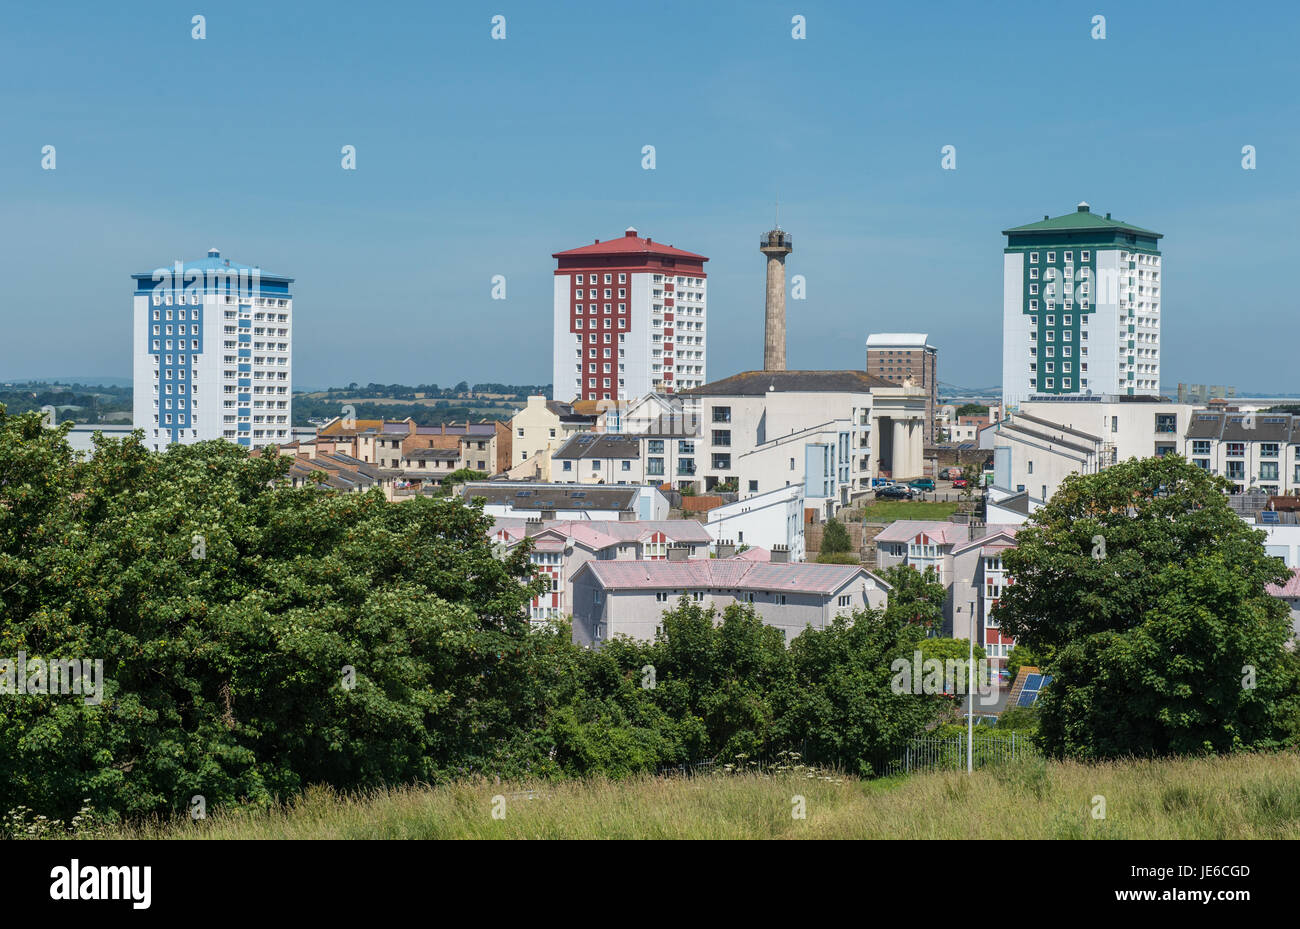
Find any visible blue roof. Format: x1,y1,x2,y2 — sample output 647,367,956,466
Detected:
131,249,293,283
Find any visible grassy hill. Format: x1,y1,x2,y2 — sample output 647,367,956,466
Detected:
120,751,1300,840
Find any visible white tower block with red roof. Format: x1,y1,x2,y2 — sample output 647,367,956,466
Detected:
552,227,709,404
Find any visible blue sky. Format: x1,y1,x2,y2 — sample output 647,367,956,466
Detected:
2,0,1297,393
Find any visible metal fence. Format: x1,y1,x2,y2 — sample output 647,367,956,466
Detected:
878,734,1037,776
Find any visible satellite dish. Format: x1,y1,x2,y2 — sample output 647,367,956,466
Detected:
564,537,575,555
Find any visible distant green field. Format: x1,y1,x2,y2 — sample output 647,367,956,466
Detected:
857,500,962,523
121,751,1300,840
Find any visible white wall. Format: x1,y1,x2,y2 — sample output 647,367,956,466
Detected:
1001,251,1030,409
1091,249,1123,395
706,483,805,560
553,276,579,402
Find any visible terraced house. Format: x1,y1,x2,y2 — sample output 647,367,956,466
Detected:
874,519,1021,667
489,518,713,625
1184,410,1300,494
570,560,891,647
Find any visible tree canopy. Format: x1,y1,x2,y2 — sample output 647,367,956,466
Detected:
994,455,1300,759
0,407,951,821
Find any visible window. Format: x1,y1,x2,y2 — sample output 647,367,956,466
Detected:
712,406,731,423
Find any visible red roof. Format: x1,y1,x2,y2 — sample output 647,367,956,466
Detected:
553,228,707,262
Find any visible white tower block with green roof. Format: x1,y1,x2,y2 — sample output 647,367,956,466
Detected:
1001,203,1163,410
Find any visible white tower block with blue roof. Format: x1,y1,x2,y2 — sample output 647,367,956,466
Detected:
132,248,294,451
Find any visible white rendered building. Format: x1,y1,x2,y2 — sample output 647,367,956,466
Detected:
132,249,293,451
1002,203,1163,410
552,228,708,404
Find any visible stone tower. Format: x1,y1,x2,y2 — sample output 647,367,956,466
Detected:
760,228,793,371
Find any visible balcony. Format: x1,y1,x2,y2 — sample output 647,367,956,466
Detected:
760,230,793,250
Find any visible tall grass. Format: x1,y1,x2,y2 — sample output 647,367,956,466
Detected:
114,751,1300,840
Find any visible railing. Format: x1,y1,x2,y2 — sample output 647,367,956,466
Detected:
876,734,1038,776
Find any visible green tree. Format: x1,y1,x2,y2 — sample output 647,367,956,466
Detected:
0,408,556,821
879,564,947,636
994,455,1300,759
644,599,790,761
820,518,852,555
774,609,937,775
441,468,487,486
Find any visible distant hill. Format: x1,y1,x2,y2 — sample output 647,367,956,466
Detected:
15,376,133,388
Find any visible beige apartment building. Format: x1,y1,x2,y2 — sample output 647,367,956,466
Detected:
866,333,939,443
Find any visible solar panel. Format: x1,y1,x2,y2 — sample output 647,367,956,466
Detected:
1016,691,1038,707
1040,675,1053,688
1023,674,1043,691
1261,511,1280,524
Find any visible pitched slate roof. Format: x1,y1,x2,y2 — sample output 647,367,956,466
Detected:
680,369,898,397
490,518,712,548
552,433,642,460
461,482,640,511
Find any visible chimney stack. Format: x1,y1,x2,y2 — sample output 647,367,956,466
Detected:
715,539,737,559
770,544,790,564
760,228,794,371
667,543,690,562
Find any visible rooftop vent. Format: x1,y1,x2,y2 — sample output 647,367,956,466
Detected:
207,248,220,258
1077,201,1090,212
625,226,637,237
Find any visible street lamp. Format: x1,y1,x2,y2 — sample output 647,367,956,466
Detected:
968,599,975,773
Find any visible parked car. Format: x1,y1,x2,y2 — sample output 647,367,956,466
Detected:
871,477,895,488
952,477,969,489
876,484,915,500
908,478,936,492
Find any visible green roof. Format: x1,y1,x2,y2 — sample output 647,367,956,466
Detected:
1002,204,1161,238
